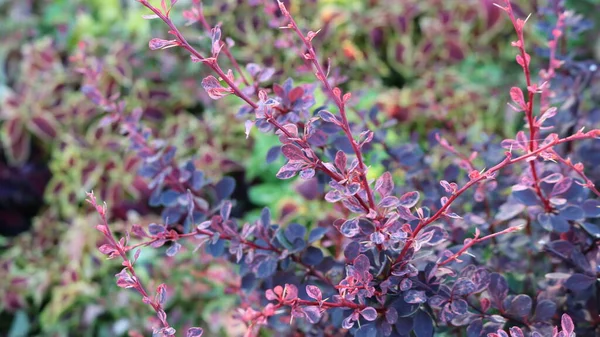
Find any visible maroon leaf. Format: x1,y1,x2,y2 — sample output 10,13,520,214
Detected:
281,144,305,160
288,87,304,102
29,116,58,139
3,118,30,164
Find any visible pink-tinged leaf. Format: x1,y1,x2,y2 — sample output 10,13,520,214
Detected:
397,206,417,221
281,144,305,160
306,285,322,301
98,244,117,256
551,177,572,196
283,284,298,301
29,116,58,139
398,191,420,208
515,53,531,68
342,314,356,329
375,172,394,197
335,151,347,172
359,130,374,146
404,290,427,304
299,168,315,180
156,284,167,305
201,76,231,100
340,218,360,237
302,306,322,323
319,110,340,125
509,328,524,337
186,327,204,337
288,87,304,102
379,196,400,208
516,131,528,149
148,38,179,50
440,180,458,194
115,268,135,289
538,107,557,125
211,26,222,56
324,190,343,203
510,87,526,110
360,307,378,321
276,163,299,180
561,314,574,336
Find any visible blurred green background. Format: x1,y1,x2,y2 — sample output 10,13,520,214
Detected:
1,0,599,336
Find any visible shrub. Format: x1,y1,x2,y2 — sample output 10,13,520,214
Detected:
85,1,599,336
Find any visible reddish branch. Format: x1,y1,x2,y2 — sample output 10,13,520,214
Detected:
393,131,600,267
277,1,377,211
503,0,553,212
437,225,523,266
86,192,176,336
138,0,374,213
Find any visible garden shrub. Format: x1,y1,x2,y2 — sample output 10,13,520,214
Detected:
1,0,599,336
84,1,600,337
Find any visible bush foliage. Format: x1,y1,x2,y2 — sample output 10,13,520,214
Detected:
1,0,600,336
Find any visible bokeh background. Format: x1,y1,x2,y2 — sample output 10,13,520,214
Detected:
0,0,599,336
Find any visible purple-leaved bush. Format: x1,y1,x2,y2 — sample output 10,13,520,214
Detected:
85,1,599,336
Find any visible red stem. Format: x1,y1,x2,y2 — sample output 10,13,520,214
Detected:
279,3,376,211
505,1,553,212
393,132,598,267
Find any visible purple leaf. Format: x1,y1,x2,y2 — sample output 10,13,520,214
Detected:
335,151,347,172
360,307,378,321
565,273,595,292
375,172,394,197
340,218,360,237
398,191,420,208
489,273,508,308
453,278,476,296
319,110,339,124
353,254,370,273
303,306,322,323
404,290,427,304
300,168,315,180
276,165,298,179
166,242,182,257
551,177,572,196
509,294,531,317
281,144,306,160
509,327,524,337
306,285,322,301
186,327,204,337
379,196,400,208
451,298,468,315
398,206,418,221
